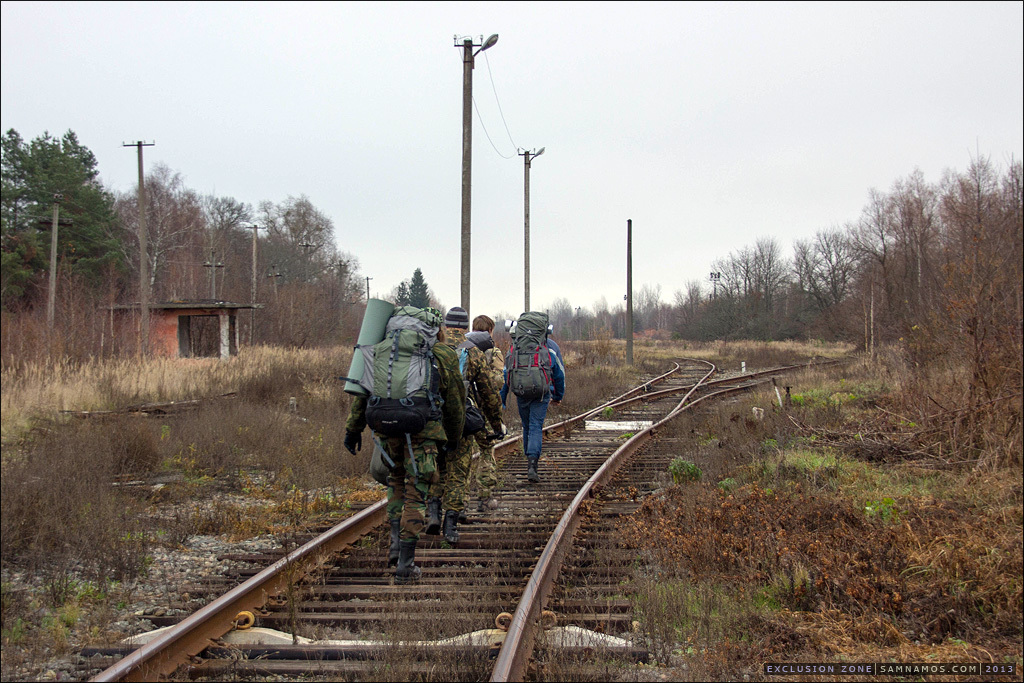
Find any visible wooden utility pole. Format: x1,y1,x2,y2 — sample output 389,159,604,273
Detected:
46,193,63,331
249,224,262,345
125,141,154,354
626,219,634,366
203,249,224,299
365,276,372,301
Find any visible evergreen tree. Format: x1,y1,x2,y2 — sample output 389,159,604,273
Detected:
1,129,120,307
394,280,411,306
408,268,430,308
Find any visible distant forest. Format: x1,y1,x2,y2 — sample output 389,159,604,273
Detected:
2,129,1021,380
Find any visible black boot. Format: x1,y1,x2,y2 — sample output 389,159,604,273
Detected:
388,518,401,567
527,458,540,483
395,539,421,583
425,497,442,535
442,509,460,544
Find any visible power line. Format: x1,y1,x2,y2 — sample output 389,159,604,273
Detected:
473,96,515,159
482,50,518,150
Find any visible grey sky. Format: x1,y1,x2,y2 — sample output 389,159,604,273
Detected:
3,1,1022,320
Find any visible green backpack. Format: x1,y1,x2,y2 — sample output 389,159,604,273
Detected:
355,306,443,438
506,311,553,401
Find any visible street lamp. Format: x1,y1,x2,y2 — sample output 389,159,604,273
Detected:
519,147,544,312
456,33,499,312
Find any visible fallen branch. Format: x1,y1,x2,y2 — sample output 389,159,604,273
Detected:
60,392,238,418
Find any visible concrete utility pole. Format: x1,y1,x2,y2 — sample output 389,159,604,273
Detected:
626,219,634,366
124,141,154,354
46,193,63,331
248,224,263,345
519,147,544,312
456,33,498,312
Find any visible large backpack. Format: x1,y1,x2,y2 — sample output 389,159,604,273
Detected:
356,306,443,438
456,332,494,435
506,311,553,401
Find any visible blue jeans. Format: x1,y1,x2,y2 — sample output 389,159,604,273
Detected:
516,394,551,462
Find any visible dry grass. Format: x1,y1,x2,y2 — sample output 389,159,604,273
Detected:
620,354,1023,680
1,345,353,441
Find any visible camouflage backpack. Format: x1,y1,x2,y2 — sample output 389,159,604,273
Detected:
506,311,553,401
356,306,443,438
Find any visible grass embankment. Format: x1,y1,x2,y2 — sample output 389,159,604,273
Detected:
622,357,1023,681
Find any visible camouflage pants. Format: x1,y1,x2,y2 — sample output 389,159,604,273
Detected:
468,431,498,499
382,435,440,541
430,434,478,512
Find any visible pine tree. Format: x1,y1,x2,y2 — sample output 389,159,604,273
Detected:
394,281,411,306
1,129,120,307
408,268,430,308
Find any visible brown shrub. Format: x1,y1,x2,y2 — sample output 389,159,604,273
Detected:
0,421,151,581
624,481,1022,646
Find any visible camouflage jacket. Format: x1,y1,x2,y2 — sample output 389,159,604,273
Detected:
446,328,504,434
346,340,465,447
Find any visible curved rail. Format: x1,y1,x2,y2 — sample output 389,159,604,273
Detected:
489,360,716,681
490,360,828,681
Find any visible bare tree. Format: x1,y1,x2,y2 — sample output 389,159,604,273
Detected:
112,163,206,301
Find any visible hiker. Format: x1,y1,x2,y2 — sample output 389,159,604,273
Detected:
427,307,505,543
466,314,507,511
343,306,465,583
500,311,566,483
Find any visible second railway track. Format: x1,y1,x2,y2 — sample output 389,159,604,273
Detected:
86,358,827,681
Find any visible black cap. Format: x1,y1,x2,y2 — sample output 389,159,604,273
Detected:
444,306,470,329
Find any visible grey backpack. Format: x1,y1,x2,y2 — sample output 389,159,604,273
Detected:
506,311,552,401
356,306,443,438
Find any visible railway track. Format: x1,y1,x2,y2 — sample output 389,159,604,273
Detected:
85,359,823,681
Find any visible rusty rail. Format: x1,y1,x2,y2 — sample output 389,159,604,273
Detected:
91,362,686,681
490,361,828,681
489,360,715,681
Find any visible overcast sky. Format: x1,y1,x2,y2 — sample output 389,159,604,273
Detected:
3,1,1022,319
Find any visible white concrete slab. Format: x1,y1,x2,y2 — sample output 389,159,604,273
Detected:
584,420,653,431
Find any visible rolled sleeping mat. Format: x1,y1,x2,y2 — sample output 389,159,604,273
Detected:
344,298,395,396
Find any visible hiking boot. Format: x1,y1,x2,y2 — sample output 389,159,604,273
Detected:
388,518,401,567
395,539,421,584
458,509,468,524
425,497,442,536
527,459,540,483
442,509,460,544
477,496,498,512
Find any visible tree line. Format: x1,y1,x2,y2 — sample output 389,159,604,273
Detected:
549,158,1021,363
3,128,1021,388
1,129,367,362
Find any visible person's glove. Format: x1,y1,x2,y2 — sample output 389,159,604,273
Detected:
343,430,362,455
486,423,508,444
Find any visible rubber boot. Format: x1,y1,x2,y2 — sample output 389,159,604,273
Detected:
442,509,460,544
388,518,401,567
395,539,421,584
425,497,442,536
527,458,540,483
